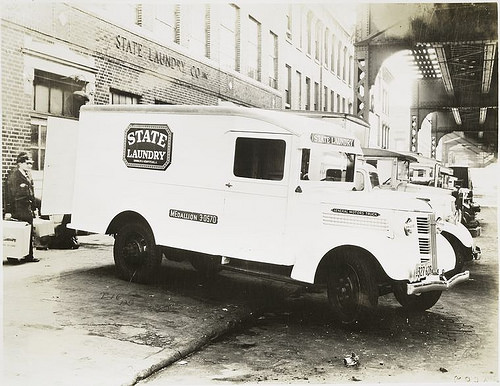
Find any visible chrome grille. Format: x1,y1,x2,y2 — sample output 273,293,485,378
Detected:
416,217,430,234
418,238,431,255
417,216,431,256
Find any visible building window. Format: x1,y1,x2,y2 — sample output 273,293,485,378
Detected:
220,4,239,71
156,4,180,44
33,70,87,118
305,77,311,110
343,46,348,81
349,55,353,86
109,89,139,104
295,70,302,109
314,82,319,111
187,4,209,58
233,137,286,181
324,29,329,67
330,91,335,111
298,8,303,49
286,5,292,41
268,31,278,88
337,94,341,112
247,16,261,81
383,125,390,149
29,118,47,171
337,41,342,75
285,65,292,109
323,86,328,111
314,21,321,61
342,97,346,112
306,12,313,55
331,35,336,73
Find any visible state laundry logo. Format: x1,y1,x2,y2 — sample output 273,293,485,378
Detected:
123,124,173,170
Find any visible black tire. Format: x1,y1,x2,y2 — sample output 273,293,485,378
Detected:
326,252,378,325
113,222,162,284
393,283,442,312
190,254,221,280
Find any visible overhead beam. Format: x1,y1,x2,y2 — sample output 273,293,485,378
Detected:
482,42,497,93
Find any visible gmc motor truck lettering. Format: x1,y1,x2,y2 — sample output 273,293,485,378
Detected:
43,105,470,325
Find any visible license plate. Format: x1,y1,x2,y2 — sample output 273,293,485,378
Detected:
415,262,433,280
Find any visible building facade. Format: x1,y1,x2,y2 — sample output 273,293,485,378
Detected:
1,2,356,197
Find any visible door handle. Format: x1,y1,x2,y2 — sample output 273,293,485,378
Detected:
225,183,233,188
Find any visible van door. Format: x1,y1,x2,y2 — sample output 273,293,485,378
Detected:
223,132,292,264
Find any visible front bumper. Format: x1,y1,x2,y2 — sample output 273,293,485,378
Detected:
407,270,470,295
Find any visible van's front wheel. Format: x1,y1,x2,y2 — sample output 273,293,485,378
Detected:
393,283,442,311
326,253,378,325
114,222,161,283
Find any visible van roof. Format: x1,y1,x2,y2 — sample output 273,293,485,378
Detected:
362,147,419,162
81,104,362,153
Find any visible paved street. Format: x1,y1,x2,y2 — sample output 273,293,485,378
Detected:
2,235,293,386
139,206,499,384
2,204,498,386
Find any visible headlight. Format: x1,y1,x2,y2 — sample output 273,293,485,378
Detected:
436,216,445,234
404,218,414,236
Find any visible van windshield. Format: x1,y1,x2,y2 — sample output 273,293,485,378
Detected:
300,149,356,182
366,158,409,185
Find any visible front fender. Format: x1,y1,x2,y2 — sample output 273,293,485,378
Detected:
442,221,473,248
290,229,421,283
291,230,456,285
436,233,456,273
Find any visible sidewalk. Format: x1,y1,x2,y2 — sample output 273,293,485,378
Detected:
2,234,261,386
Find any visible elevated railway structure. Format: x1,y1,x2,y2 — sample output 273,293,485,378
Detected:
354,3,497,157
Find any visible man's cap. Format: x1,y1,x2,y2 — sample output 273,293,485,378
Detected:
16,152,32,164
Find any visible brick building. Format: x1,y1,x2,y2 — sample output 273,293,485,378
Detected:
1,3,356,198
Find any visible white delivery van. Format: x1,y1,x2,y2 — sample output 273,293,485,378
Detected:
43,105,469,324
361,148,480,269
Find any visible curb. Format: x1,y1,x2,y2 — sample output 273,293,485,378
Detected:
125,307,257,385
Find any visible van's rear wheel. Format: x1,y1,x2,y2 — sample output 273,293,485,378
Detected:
114,222,161,283
326,253,378,325
393,283,442,312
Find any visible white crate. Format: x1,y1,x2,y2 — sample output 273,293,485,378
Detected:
33,217,55,237
3,220,31,259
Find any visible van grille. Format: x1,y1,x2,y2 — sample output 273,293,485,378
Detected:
417,215,432,259
418,238,431,255
417,217,430,234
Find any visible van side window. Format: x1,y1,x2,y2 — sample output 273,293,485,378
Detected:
233,137,286,180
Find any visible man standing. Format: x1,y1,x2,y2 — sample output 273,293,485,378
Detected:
4,152,40,263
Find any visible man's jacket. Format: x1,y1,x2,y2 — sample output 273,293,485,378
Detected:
4,168,35,223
